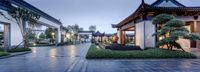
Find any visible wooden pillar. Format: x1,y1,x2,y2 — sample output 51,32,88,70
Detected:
134,30,136,46
3,24,10,51
121,31,126,45
117,29,122,44
190,21,196,48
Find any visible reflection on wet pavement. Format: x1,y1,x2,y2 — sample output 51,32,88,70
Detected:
0,43,91,72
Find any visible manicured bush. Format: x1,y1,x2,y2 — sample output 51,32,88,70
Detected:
8,48,31,53
0,48,3,52
152,14,200,51
0,52,9,57
105,43,142,50
86,44,197,59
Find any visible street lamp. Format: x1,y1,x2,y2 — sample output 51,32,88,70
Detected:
51,32,55,44
66,33,70,39
51,32,55,39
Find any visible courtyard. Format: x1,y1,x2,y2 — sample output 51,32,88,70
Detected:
0,0,200,72
0,43,200,72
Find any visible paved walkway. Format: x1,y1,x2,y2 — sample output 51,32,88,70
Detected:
192,48,200,58
0,43,200,72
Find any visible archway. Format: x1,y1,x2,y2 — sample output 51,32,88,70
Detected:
77,31,94,44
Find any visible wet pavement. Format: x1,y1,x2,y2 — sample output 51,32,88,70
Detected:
0,43,200,72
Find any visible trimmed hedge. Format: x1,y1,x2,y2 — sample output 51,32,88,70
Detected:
29,44,55,47
8,48,31,53
86,44,197,59
105,43,142,50
0,48,3,52
0,52,9,57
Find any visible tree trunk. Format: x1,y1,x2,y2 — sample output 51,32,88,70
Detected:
170,45,173,51
180,48,185,52
23,34,28,48
22,20,29,48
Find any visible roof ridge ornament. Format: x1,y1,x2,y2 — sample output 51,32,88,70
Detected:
141,0,145,4
151,0,185,7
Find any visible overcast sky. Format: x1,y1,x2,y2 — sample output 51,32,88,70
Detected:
25,0,200,33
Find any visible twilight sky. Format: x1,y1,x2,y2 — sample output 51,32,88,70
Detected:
25,0,200,33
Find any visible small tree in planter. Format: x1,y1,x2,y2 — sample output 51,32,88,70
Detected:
45,28,56,44
153,14,200,51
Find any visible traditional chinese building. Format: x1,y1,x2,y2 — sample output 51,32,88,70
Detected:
112,0,200,50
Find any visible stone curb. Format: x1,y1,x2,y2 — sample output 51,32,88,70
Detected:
0,51,32,59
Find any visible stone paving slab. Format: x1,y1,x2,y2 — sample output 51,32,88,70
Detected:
192,48,200,58
81,59,200,72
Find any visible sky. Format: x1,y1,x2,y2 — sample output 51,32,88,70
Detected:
25,0,200,33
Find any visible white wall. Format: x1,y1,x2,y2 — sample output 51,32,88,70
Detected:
135,22,145,49
0,10,23,46
144,21,156,47
135,21,156,49
0,9,62,47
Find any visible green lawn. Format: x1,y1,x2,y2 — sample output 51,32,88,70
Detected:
86,44,197,59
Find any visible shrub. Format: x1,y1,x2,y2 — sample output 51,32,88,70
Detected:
0,52,9,57
0,48,3,52
8,48,31,53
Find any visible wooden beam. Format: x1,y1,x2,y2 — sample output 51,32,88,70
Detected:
121,22,135,31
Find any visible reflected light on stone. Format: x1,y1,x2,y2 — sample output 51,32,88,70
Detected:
50,55,56,58
49,48,57,57
32,47,37,53
68,46,76,57
48,48,58,67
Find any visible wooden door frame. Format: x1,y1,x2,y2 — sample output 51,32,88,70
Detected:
0,21,11,51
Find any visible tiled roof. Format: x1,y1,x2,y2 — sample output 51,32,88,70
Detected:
93,31,104,36
114,2,200,28
0,0,62,25
148,6,200,12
